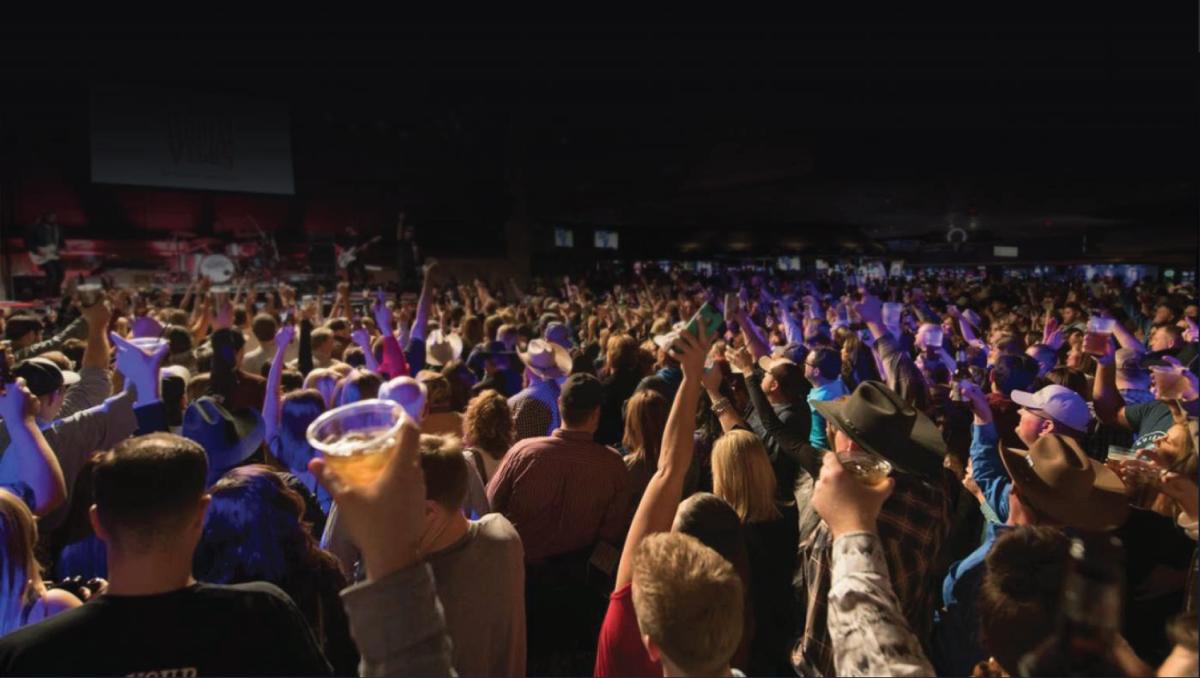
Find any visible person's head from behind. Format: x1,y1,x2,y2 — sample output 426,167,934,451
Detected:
310,327,335,362
271,389,325,475
671,492,751,584
1044,367,1089,403
250,313,278,345
606,334,640,373
0,489,41,635
622,389,670,466
419,373,453,413
440,360,476,412
4,316,43,349
632,532,744,677
193,465,313,585
418,435,469,550
991,353,1039,398
559,373,604,433
90,433,209,559
978,526,1071,675
463,389,512,458
334,369,382,407
1025,343,1058,378
711,429,781,525
304,368,340,408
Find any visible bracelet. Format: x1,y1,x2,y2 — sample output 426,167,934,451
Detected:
711,397,732,416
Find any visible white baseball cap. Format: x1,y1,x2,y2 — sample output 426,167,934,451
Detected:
1011,384,1090,434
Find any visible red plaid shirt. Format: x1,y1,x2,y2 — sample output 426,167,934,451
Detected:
793,469,953,677
486,429,632,562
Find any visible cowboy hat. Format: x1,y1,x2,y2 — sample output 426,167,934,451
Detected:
426,328,464,368
519,338,572,380
182,396,265,485
812,380,946,479
998,434,1129,531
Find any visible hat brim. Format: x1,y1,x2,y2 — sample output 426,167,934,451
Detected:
998,444,1130,531
812,398,947,478
519,343,572,380
60,370,81,388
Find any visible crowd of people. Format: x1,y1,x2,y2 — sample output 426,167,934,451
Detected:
0,259,1195,676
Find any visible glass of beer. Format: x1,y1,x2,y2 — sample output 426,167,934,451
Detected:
77,283,103,308
837,450,893,486
307,399,408,487
1151,365,1189,400
1120,459,1162,510
1084,317,1115,355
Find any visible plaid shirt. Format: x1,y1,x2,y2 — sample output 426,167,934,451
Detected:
792,469,952,677
508,378,561,442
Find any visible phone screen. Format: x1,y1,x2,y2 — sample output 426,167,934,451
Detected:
684,303,723,340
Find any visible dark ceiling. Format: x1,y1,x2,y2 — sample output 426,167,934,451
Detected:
1,15,1196,261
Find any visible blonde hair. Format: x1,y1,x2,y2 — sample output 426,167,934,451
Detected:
632,532,744,675
0,489,42,636
712,429,782,523
622,390,669,467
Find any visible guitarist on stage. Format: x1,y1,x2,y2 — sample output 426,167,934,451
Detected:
337,225,371,288
25,212,64,298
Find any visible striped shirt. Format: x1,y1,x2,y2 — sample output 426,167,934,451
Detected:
486,429,632,562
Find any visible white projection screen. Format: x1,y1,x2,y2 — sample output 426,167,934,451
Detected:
91,86,295,195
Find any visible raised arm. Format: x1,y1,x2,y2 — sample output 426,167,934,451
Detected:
1092,339,1130,430
263,324,296,443
614,324,709,590
736,309,772,361
0,378,67,516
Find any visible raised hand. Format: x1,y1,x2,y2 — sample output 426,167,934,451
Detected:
811,451,895,539
309,416,425,581
854,288,883,326
274,324,296,349
673,323,710,381
0,377,38,420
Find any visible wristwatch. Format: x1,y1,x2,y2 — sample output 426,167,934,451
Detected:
711,397,732,416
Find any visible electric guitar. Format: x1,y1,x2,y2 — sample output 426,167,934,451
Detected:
29,244,60,266
336,236,381,269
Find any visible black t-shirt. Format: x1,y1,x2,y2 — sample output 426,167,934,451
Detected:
0,582,333,676
1125,401,1176,451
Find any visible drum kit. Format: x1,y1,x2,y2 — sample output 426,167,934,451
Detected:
167,223,283,285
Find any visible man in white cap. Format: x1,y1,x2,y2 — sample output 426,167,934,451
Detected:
509,339,572,442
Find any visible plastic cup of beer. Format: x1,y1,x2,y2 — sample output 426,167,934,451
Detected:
1084,317,1115,355
882,303,904,330
128,337,168,356
1121,459,1162,510
307,399,408,487
77,283,103,308
836,450,893,486
1150,365,1189,400
923,325,944,348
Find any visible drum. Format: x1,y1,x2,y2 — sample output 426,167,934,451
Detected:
198,254,237,283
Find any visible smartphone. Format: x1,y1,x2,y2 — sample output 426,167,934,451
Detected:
684,302,723,341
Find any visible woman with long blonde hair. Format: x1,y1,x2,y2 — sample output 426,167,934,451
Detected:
710,429,799,676
0,490,81,637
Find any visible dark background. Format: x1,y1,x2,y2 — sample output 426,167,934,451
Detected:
1,14,1196,273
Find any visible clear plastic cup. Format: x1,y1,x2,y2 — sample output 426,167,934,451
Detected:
923,325,944,348
128,337,168,356
77,283,103,308
307,399,408,487
1151,365,1189,400
1084,317,1115,355
836,450,893,486
1120,459,1162,510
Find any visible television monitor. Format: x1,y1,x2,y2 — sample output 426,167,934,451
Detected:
594,230,619,250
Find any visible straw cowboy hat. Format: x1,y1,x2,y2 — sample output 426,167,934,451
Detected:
426,328,464,368
519,339,572,380
999,433,1129,531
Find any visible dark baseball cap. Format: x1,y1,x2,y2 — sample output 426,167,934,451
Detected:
13,358,81,397
4,316,43,342
560,373,604,413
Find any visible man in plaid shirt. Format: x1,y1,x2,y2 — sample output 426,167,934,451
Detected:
793,381,953,677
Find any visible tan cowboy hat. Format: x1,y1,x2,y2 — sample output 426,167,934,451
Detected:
426,328,464,368
519,338,572,380
999,434,1130,531
812,380,947,480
